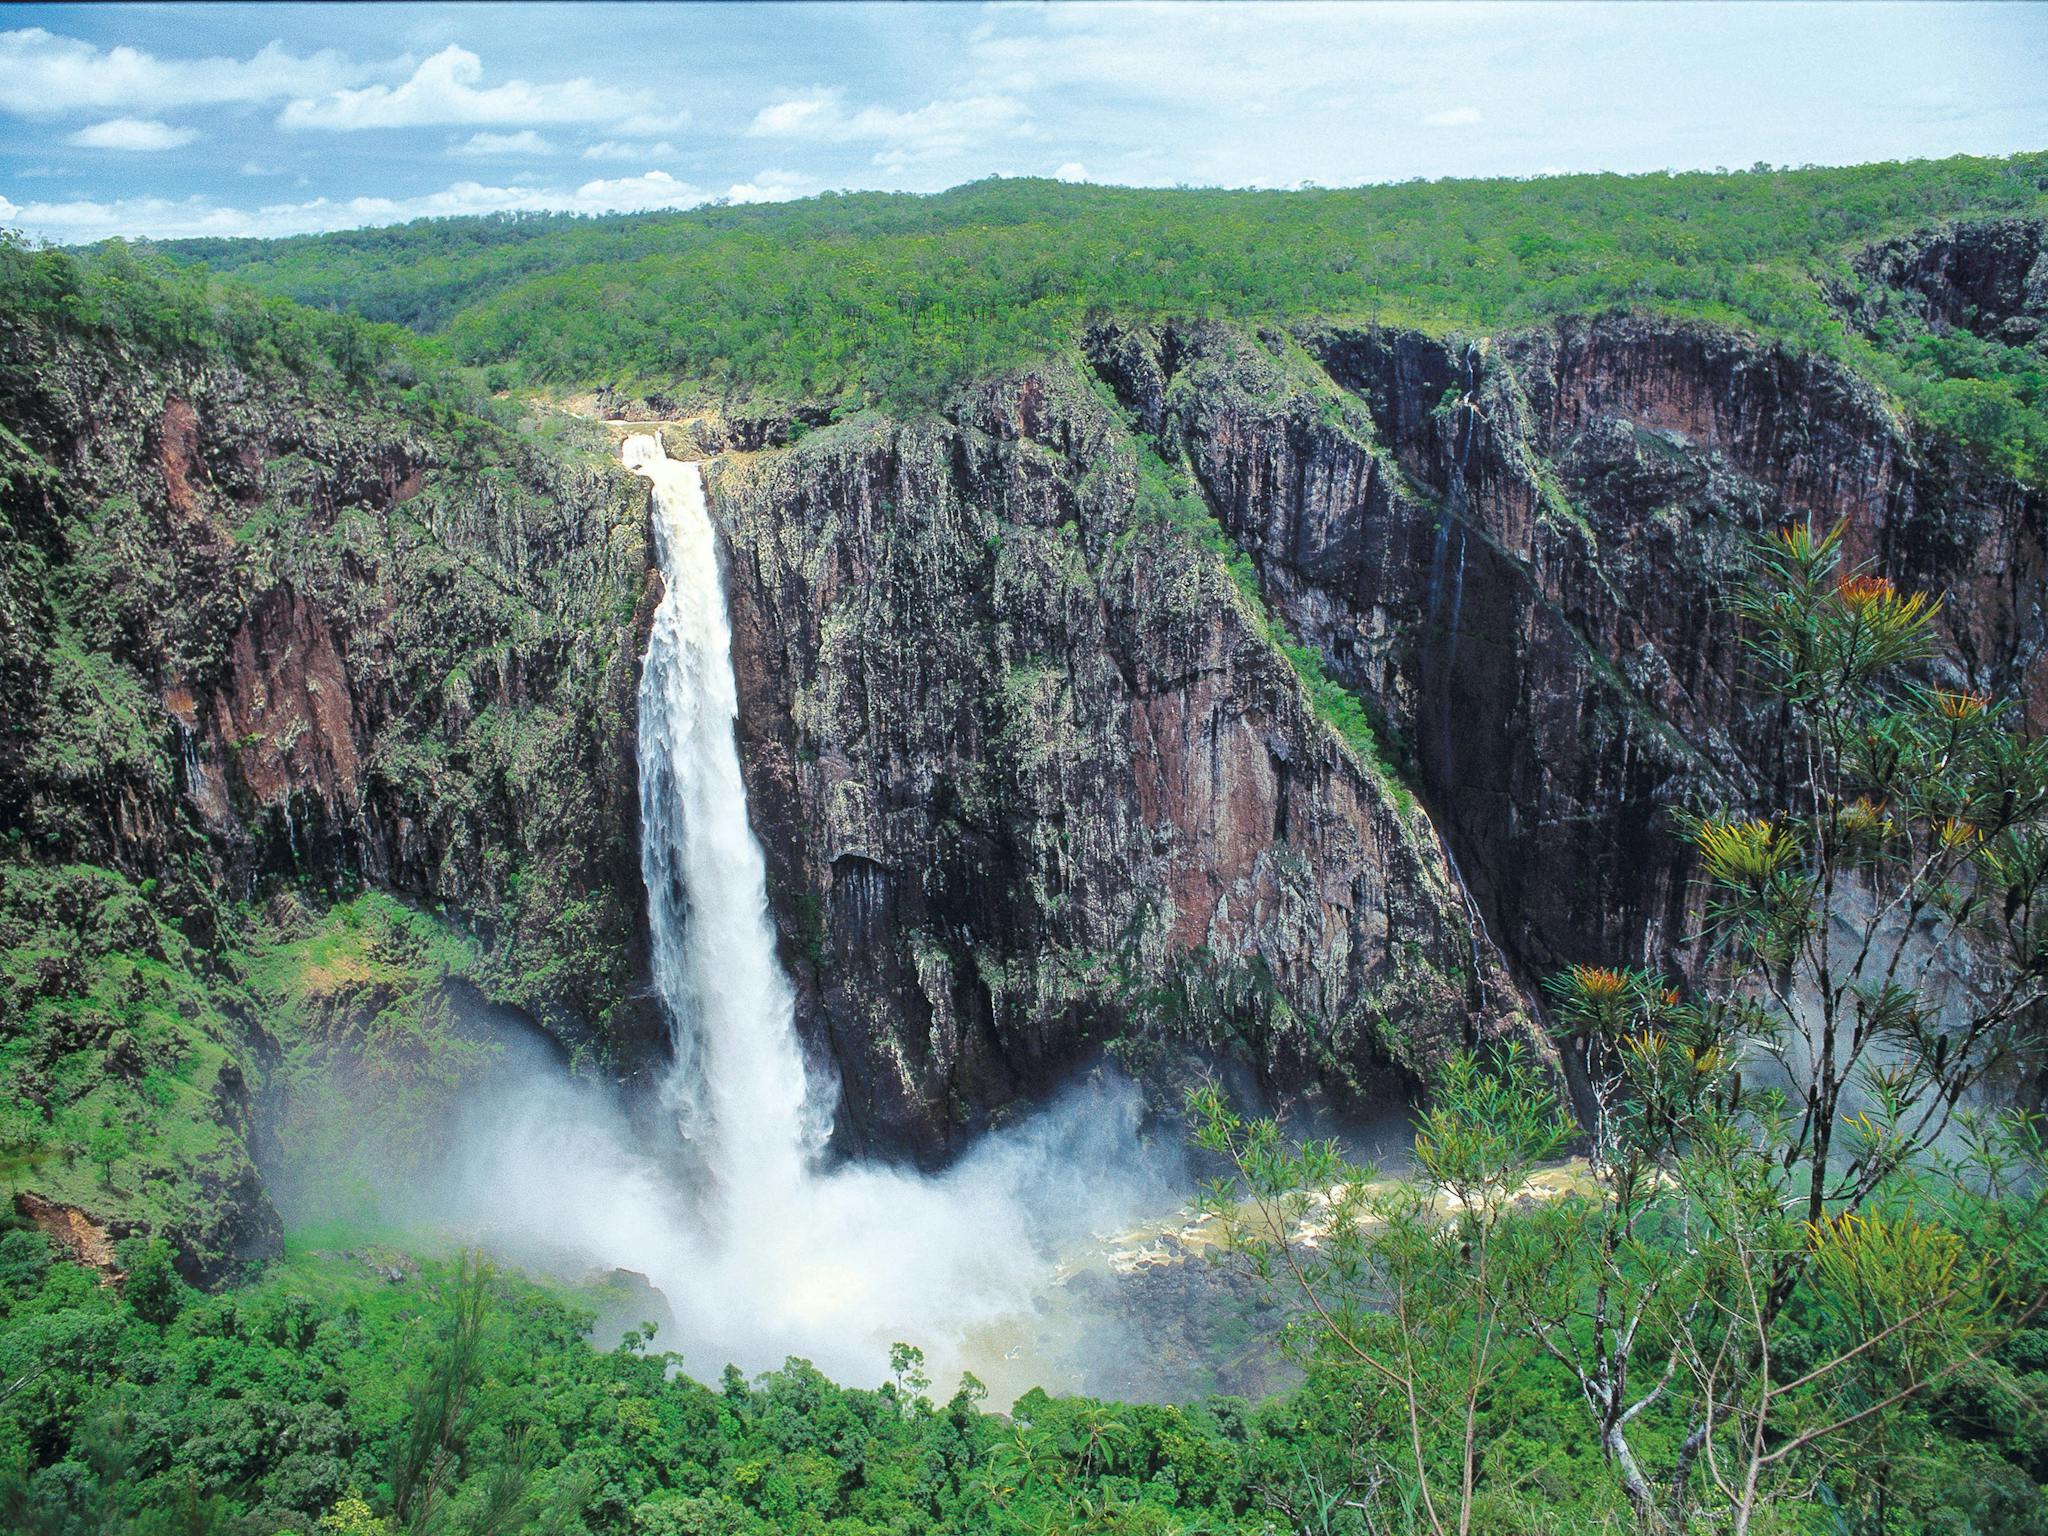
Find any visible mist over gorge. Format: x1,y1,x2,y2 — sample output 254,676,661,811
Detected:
5,134,2048,1533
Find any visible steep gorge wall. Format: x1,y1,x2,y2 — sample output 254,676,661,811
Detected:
11,278,2042,1265
682,303,2045,1156
704,371,1533,1158
1085,316,2045,999
1,321,656,1273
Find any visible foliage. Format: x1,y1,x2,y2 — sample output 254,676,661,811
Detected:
1193,1048,1581,1534
1193,522,2048,1533
0,233,491,426
120,1239,184,1328
156,156,2048,478
1,236,652,1254
0,863,256,1265
0,1228,1380,1536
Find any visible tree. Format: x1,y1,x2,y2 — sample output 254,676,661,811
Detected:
391,1251,494,1531
88,1115,126,1189
888,1341,931,1416
1197,522,2048,1533
317,1494,391,1536
122,1239,183,1326
1192,1044,1573,1535
1601,522,2048,1531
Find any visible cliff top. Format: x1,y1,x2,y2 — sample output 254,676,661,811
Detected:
137,153,2048,480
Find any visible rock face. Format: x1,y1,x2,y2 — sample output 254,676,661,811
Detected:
1,328,654,1048
707,369,1534,1159
1,318,654,1275
701,312,2043,1154
1081,316,2044,1000
1845,216,2048,350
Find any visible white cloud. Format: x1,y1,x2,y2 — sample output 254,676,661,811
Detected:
66,117,197,151
1423,106,1482,128
751,93,834,136
747,87,1029,163
279,44,655,131
1054,161,1089,182
567,169,698,207
722,169,811,204
955,4,1513,185
0,171,713,244
453,129,555,156
583,139,675,161
239,160,284,176
0,27,378,117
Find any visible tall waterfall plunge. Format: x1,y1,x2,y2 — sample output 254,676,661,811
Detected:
353,434,1191,1401
603,434,1180,1392
627,434,823,1217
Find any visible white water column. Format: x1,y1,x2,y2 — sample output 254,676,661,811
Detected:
624,433,822,1227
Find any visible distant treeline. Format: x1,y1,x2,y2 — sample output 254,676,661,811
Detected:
149,156,2048,478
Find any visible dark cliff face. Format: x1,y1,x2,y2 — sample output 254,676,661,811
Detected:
1078,316,2044,1006
692,309,2045,1157
1,331,655,1047
705,369,1536,1160
1846,216,2048,351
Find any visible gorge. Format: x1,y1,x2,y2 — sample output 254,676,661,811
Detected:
5,157,2048,1533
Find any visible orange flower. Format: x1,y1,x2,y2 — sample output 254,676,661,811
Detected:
1835,571,1941,629
1838,573,1897,611
1570,965,1629,1001
1934,818,1981,851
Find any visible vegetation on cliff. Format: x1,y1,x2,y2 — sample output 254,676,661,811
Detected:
2,237,649,1274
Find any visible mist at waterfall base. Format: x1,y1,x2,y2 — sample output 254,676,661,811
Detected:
289,433,1206,1404
410,1034,1187,1402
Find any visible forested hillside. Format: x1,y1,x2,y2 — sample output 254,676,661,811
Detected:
161,156,2048,478
0,236,656,1279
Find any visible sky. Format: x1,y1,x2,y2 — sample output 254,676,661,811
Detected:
1,1,2043,244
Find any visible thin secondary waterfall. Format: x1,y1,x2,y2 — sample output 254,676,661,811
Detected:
625,432,820,1219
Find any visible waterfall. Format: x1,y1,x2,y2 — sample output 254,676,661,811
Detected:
176,723,209,802
626,433,821,1219
391,433,1184,1397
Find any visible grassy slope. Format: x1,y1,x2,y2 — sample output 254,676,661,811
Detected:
0,873,507,1268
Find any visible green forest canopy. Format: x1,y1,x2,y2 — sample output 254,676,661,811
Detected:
149,154,2048,478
